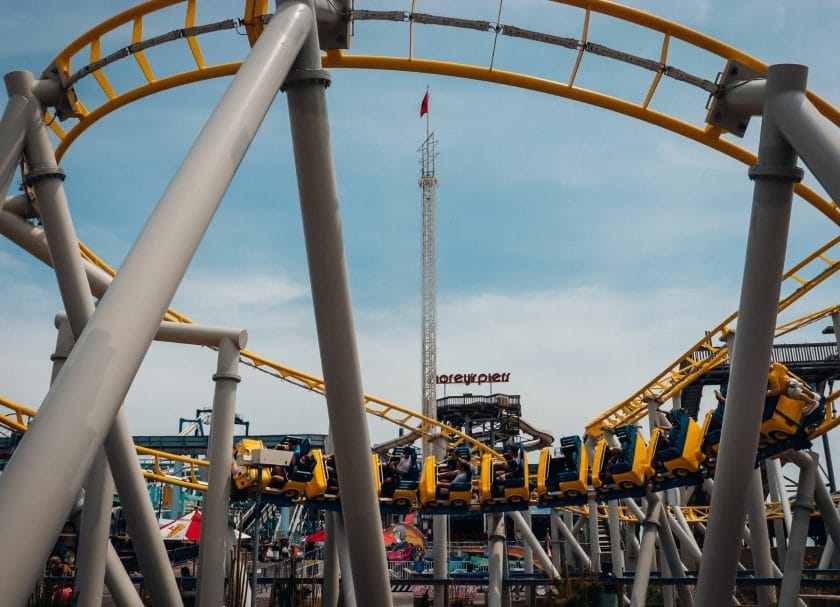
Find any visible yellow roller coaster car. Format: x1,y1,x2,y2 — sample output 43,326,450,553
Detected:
232,438,271,491
536,436,588,506
647,410,704,489
479,445,530,511
591,425,649,501
418,453,475,512
305,449,340,508
373,447,420,512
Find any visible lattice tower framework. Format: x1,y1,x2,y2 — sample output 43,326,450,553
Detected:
419,132,438,458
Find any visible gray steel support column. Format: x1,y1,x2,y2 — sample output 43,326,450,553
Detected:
779,452,817,607
747,469,776,607
659,541,674,607
509,511,560,579
487,513,506,607
608,500,624,575
322,513,340,607
630,497,662,607
587,500,600,574
549,509,562,571
811,463,840,548
75,455,114,607
695,64,806,607
656,500,693,607
432,439,448,607
556,511,591,571
104,544,145,607
333,512,357,607
818,537,834,569
767,459,788,562
197,335,244,607
105,415,184,606
664,509,702,564
0,74,30,197
0,6,312,602
518,510,534,605
22,66,179,606
283,4,391,604
50,322,141,607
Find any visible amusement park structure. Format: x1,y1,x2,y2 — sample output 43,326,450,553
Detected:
0,1,839,607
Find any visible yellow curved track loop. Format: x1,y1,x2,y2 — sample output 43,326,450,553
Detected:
585,236,840,439
31,3,840,447
39,1,840,226
0,396,209,491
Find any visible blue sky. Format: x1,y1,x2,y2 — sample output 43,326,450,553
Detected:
0,1,838,461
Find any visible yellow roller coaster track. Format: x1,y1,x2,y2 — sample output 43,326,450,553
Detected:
585,236,840,439
18,0,838,448
35,0,840,226
0,395,209,491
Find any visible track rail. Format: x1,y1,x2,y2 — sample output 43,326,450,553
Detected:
585,236,840,438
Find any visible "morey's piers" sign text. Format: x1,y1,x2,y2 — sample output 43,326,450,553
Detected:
436,372,511,386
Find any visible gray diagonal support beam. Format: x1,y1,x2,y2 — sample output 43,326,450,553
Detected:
509,510,560,579
0,74,30,197
630,496,662,607
779,452,818,607
694,64,806,607
281,1,392,604
0,5,312,602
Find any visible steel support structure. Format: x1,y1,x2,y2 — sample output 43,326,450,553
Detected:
487,513,506,607
587,498,601,573
0,5,312,602
630,496,662,607
283,3,392,603
695,64,806,607
747,469,777,607
779,452,818,607
322,512,340,607
607,500,624,575
555,510,591,571
15,66,180,605
197,335,245,607
332,512,357,607
766,459,789,562
509,510,560,579
656,499,693,607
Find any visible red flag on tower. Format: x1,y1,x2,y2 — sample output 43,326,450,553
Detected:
420,91,429,117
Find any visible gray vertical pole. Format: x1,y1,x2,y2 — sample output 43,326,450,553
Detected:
656,503,693,607
608,501,624,576
630,497,662,607
432,440,448,607
747,470,777,607
562,510,574,568
282,4,392,604
767,459,788,562
694,64,806,607
520,509,534,605
659,541,674,607
779,452,817,607
197,335,244,607
75,456,115,607
321,513,340,607
0,6,312,603
769,459,793,538
811,466,840,548
18,64,179,606
549,509,562,571
333,512,358,607
487,513,506,607
104,544,145,607
587,500,600,574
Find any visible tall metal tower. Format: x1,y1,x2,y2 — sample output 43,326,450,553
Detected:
419,127,438,458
